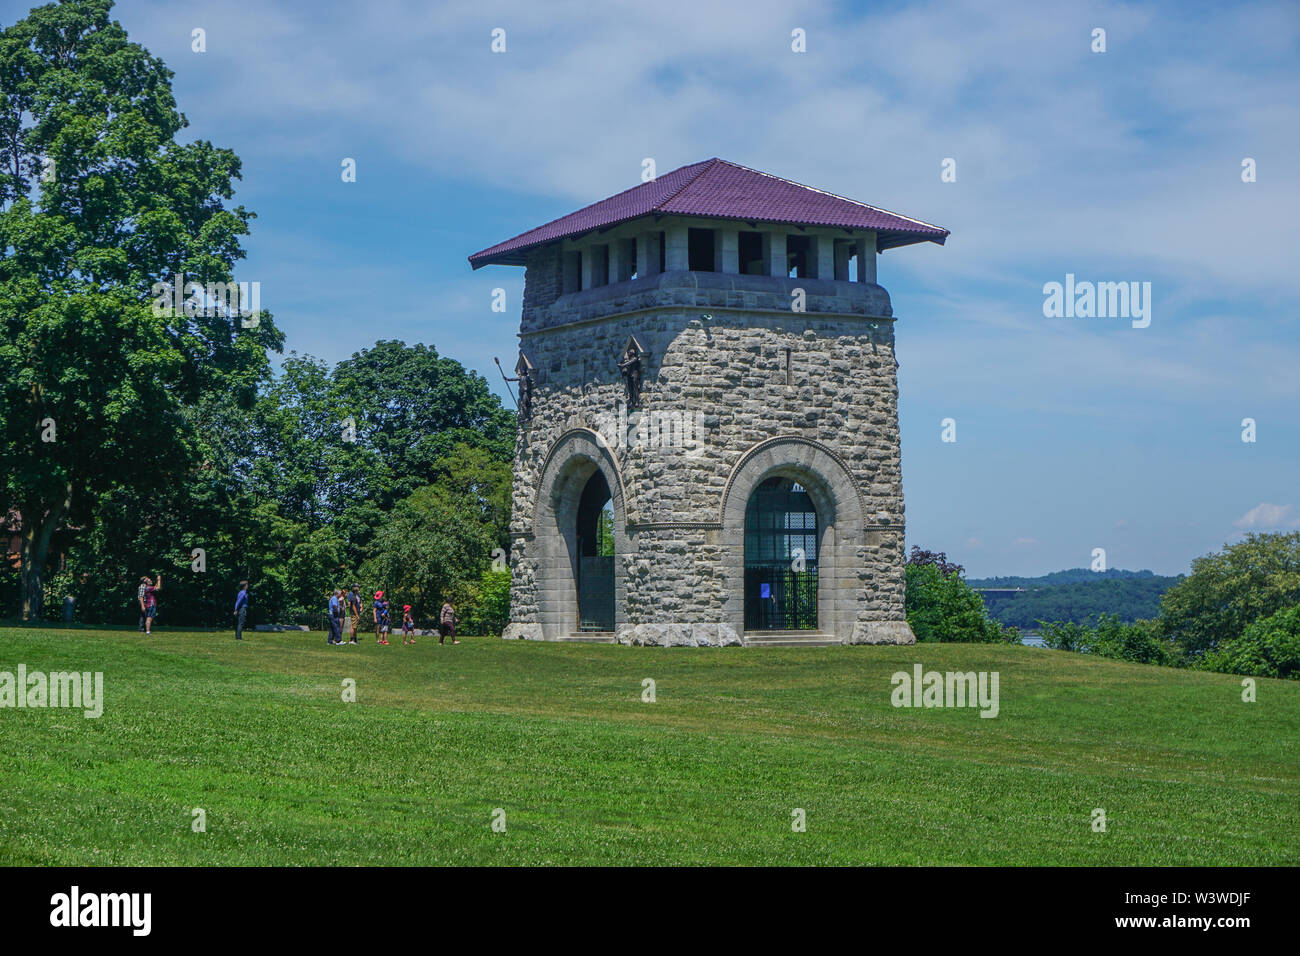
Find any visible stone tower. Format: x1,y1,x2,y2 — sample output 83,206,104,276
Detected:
469,159,948,647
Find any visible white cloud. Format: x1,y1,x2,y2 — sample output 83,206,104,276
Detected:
1233,503,1300,530
116,0,1300,296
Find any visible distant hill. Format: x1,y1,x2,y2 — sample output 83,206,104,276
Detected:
969,568,1164,587
966,568,1183,629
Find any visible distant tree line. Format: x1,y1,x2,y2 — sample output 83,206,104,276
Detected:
907,536,1300,680
971,576,1181,629
2,340,515,633
968,568,1168,587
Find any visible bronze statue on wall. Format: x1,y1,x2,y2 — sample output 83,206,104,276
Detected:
517,369,534,421
495,352,536,423
618,337,645,408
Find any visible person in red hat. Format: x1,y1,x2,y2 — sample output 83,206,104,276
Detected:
372,590,391,645
401,604,416,644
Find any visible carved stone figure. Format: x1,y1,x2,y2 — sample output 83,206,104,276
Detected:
516,369,534,421
500,352,536,423
617,341,643,408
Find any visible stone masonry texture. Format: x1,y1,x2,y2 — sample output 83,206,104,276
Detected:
501,238,917,647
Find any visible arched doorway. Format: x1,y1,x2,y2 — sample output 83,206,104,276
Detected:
575,471,615,631
720,437,866,642
527,428,627,641
744,476,818,630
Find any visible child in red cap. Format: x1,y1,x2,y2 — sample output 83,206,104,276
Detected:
401,605,416,644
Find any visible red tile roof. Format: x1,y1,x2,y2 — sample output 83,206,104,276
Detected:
468,158,948,268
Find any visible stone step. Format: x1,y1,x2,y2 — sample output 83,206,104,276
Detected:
742,632,841,647
556,633,617,643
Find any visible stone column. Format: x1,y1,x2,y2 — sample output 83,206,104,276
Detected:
664,223,689,272
609,239,631,284
856,232,878,284
718,228,739,274
763,231,787,277
637,231,661,277
834,240,851,281
581,244,600,290
811,234,834,280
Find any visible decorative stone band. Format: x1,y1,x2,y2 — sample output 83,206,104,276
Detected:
521,304,897,339
524,270,895,335
626,521,722,532
619,518,904,534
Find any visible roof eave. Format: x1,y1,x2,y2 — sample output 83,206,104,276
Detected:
470,215,948,269
878,231,949,252
468,212,660,269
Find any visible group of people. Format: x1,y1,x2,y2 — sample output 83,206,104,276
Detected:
324,585,458,648
133,575,458,645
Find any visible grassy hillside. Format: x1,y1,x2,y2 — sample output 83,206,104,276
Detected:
1,627,1295,865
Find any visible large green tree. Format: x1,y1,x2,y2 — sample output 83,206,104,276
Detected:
359,484,497,623
904,548,1010,644
332,339,514,507
1159,532,1300,657
251,353,379,531
0,0,280,618
246,347,513,619
1197,605,1300,680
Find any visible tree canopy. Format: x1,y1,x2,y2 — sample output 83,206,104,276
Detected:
0,3,515,631
0,0,280,618
904,548,1011,644
1159,532,1300,657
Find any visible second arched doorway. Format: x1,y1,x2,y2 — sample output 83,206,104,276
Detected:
744,476,819,630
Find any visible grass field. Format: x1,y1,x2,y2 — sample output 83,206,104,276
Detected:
1,626,1296,865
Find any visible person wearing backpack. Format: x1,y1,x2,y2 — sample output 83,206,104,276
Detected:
373,590,391,645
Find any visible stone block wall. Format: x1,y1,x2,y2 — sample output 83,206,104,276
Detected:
504,262,914,646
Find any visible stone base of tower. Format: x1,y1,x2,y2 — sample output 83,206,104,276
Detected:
848,620,917,645
615,623,743,647
501,619,914,646
502,622,545,641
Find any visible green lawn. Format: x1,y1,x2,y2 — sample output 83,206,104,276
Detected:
0,626,1296,865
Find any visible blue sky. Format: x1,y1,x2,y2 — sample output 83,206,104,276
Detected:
20,0,1297,577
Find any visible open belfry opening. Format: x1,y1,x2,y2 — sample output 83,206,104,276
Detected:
469,158,948,646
